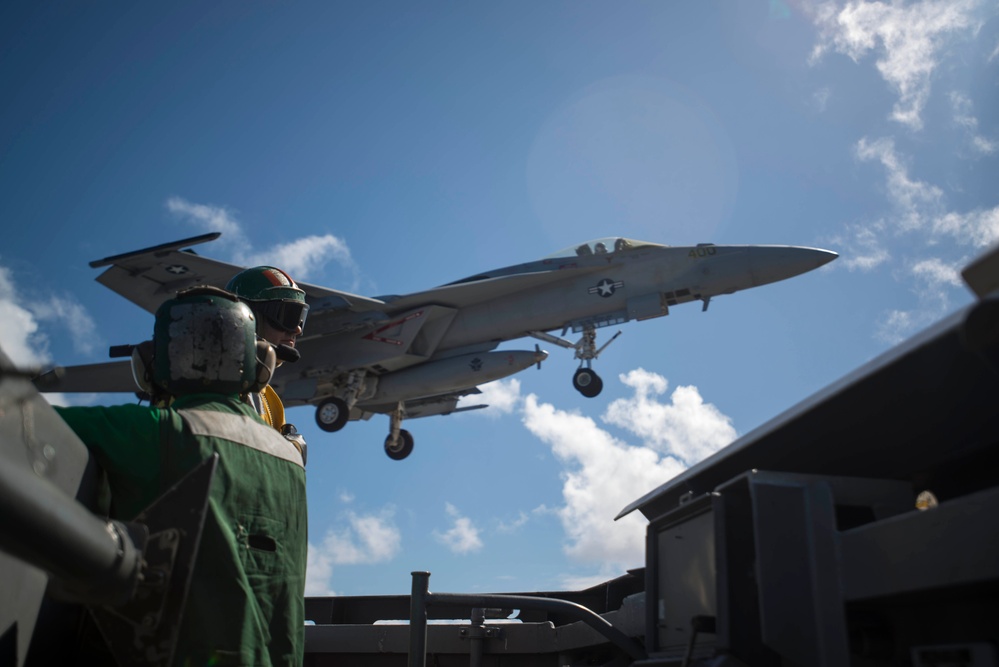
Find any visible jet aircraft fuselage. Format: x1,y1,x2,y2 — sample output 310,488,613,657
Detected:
37,234,837,460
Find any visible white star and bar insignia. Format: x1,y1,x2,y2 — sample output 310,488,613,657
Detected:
165,264,189,275
588,278,624,298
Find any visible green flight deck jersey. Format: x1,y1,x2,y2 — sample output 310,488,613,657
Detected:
56,394,307,667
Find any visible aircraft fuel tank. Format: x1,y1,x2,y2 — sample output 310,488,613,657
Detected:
367,349,546,405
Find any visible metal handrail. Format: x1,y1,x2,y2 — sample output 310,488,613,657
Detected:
408,571,646,667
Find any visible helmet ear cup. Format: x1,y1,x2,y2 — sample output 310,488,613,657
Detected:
251,339,277,393
129,340,155,394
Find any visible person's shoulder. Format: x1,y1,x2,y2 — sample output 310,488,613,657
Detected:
171,393,245,410
172,393,265,421
54,402,158,418
53,402,162,434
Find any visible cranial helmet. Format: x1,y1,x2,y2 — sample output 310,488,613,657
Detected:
225,266,309,334
150,286,276,396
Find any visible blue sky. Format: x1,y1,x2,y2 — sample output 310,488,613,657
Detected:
2,1,997,596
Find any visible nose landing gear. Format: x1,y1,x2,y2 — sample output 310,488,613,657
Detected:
572,367,604,398
530,325,621,399
384,429,414,460
384,402,414,460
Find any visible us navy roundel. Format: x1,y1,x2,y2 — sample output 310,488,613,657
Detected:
589,278,624,298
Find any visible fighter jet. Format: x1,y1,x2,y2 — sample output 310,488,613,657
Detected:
38,233,837,460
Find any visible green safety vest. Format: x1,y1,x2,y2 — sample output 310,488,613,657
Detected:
56,394,307,666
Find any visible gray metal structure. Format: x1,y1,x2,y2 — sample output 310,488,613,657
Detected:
0,350,217,667
34,233,836,459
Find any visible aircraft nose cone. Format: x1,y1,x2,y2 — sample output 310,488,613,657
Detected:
749,246,838,287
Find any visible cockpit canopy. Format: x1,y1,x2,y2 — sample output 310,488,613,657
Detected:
544,237,661,259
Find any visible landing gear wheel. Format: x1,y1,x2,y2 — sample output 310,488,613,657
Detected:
315,397,349,432
573,368,603,398
384,429,414,461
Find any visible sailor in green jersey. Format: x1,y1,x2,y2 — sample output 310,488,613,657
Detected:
55,287,307,667
225,266,309,455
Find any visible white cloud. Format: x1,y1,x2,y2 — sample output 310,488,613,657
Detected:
855,137,943,231
875,308,917,345
518,370,735,574
31,295,99,357
972,135,999,155
495,505,551,534
828,223,891,271
911,256,963,288
813,86,832,112
875,255,963,343
496,510,531,533
466,378,522,416
0,264,98,389
522,396,680,570
306,505,401,595
806,4,994,340
245,235,357,285
165,196,358,284
603,369,737,464
434,503,484,554
298,488,408,596
0,265,49,367
810,0,983,129
306,506,401,594
845,137,997,339
933,208,999,249
560,570,622,592
950,92,998,155
305,542,337,596
166,196,248,249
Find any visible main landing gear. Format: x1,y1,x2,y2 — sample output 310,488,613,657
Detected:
315,396,417,461
315,397,349,432
384,402,414,460
530,325,622,399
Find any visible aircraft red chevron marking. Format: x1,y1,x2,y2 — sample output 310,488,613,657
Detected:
363,310,425,345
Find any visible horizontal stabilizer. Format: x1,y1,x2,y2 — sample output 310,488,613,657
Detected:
89,232,221,268
34,360,135,393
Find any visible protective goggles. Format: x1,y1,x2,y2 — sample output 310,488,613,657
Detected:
254,299,309,333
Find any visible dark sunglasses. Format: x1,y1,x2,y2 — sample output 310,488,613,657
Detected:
254,300,309,333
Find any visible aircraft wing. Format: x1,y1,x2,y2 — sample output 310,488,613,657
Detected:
379,262,609,312
90,233,386,315
90,232,605,327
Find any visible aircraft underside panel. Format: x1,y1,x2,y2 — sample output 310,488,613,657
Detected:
626,292,670,321
293,304,458,374
568,310,628,334
359,388,483,419
366,350,542,405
